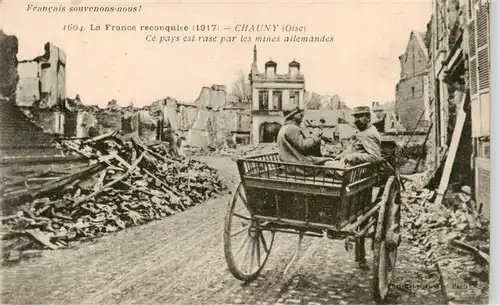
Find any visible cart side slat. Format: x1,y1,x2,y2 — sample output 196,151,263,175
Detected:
237,153,382,231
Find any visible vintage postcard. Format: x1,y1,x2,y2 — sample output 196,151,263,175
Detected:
0,0,494,304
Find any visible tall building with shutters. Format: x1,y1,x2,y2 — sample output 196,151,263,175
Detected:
466,0,490,216
428,0,490,216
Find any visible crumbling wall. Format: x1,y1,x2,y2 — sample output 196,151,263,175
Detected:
188,111,212,147
178,105,198,131
395,32,430,132
395,76,431,132
122,111,139,135
218,109,238,131
382,134,431,174
4,40,69,135
240,113,251,131
78,112,98,137
95,109,123,134
16,42,66,109
15,61,39,105
186,86,249,148
35,109,65,134
0,100,62,157
0,30,18,100
162,97,178,130
137,110,156,141
0,32,64,157
187,87,225,147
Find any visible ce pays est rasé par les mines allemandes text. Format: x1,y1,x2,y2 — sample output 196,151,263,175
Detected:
61,23,334,44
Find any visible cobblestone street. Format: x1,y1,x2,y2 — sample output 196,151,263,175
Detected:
1,156,446,305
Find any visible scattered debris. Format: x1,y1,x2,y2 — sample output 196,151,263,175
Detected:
182,142,279,159
182,141,344,163
1,132,227,264
401,187,489,299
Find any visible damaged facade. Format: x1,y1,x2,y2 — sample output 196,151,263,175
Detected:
149,86,251,148
249,45,305,144
15,42,68,135
417,0,491,215
436,0,490,216
186,85,251,147
371,101,406,134
395,31,432,133
0,31,68,161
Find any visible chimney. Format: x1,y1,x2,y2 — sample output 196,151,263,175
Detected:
288,59,300,79
265,58,277,78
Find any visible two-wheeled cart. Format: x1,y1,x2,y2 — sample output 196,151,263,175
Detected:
223,141,402,303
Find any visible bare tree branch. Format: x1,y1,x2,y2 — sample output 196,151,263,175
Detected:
230,70,251,103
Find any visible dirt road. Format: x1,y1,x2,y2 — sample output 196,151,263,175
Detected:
1,156,446,305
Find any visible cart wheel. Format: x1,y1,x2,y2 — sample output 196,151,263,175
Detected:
224,182,275,282
372,176,401,303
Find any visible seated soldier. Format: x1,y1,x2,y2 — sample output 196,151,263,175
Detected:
276,105,332,175
324,106,383,169
326,106,382,270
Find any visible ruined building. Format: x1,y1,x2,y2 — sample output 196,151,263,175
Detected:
0,31,68,161
425,0,490,215
370,101,406,134
15,42,68,135
186,85,251,147
395,30,432,133
249,45,306,144
467,0,491,216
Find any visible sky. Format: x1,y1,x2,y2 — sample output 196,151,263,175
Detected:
1,0,433,108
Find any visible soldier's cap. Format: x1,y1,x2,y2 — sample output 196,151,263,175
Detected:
351,106,371,116
461,185,472,195
283,105,303,120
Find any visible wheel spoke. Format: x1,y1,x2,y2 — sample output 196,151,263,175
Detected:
235,234,251,256
255,233,261,267
378,241,388,295
233,212,250,220
240,236,252,272
388,251,397,272
249,235,256,274
258,231,269,253
231,223,251,237
237,190,247,204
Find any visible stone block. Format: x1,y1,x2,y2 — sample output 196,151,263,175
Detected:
58,48,66,65
122,111,139,135
57,64,66,102
36,110,64,134
187,128,210,147
15,61,39,106
39,43,60,108
163,105,178,130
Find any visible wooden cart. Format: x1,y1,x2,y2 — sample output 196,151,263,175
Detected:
223,142,402,303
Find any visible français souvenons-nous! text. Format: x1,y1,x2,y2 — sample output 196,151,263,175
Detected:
26,4,141,13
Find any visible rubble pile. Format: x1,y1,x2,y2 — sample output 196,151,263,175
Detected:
182,144,232,157
182,143,279,159
181,142,344,164
402,188,489,294
1,132,226,263
93,108,123,135
232,143,279,158
321,142,344,157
